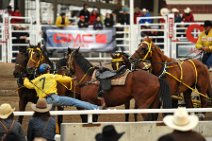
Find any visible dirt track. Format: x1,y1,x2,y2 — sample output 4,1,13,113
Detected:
1,62,212,134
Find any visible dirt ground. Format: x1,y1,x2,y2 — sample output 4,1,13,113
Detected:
0,62,212,134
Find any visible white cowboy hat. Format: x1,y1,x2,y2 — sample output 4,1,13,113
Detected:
163,107,199,131
184,7,191,13
0,103,15,119
160,8,169,16
31,98,52,113
171,8,179,13
142,8,147,12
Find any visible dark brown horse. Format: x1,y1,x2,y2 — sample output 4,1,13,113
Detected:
130,37,212,111
111,52,151,71
67,48,172,121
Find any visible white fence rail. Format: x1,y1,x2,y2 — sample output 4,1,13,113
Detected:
14,108,212,123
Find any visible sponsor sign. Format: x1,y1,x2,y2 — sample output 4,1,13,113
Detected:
168,17,174,38
44,27,116,52
186,24,204,43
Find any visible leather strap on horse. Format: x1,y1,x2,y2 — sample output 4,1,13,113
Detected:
165,71,210,99
142,41,152,61
78,67,95,85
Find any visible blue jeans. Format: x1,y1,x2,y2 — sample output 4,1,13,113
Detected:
46,94,99,110
202,53,212,68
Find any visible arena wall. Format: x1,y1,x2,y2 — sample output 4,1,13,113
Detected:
61,121,212,141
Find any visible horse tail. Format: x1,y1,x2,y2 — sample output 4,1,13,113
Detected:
158,78,172,108
207,80,212,98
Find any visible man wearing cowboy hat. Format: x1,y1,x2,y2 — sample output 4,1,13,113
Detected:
0,103,26,141
95,125,125,141
196,20,212,70
182,7,194,22
171,8,182,23
157,107,206,141
27,98,55,141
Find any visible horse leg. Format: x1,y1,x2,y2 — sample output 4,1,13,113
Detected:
18,99,27,124
124,101,130,122
134,103,138,122
57,106,64,134
183,89,193,108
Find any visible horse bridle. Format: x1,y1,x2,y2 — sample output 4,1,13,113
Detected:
27,47,44,68
136,41,153,61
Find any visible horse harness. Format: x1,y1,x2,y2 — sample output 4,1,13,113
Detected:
141,40,210,102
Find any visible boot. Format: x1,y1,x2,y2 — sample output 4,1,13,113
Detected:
98,97,107,109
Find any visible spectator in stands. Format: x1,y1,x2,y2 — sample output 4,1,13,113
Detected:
5,5,13,16
159,8,169,23
11,7,23,23
0,103,26,141
95,125,125,141
104,13,114,28
182,7,194,22
55,12,69,28
195,20,212,69
93,16,103,30
134,7,143,24
139,8,153,24
33,137,47,141
27,98,55,141
89,9,98,25
157,107,206,141
79,3,90,23
112,3,122,23
77,16,89,28
118,6,129,25
23,63,104,110
171,8,182,23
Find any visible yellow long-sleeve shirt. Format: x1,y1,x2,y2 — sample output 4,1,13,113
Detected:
24,73,72,98
195,29,212,50
55,16,69,27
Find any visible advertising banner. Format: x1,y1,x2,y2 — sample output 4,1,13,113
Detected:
44,26,116,52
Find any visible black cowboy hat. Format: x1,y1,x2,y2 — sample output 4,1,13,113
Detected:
204,20,212,27
95,125,125,141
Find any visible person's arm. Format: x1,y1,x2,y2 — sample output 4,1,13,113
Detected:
23,77,35,89
54,74,72,83
196,32,204,49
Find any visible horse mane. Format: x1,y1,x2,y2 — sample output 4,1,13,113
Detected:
74,52,94,76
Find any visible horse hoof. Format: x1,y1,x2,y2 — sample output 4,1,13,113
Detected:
197,113,205,120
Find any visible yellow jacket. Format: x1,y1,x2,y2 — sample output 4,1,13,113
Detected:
196,29,212,50
55,16,69,27
24,73,72,98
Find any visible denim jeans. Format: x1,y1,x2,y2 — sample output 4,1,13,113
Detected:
202,53,212,68
46,94,98,110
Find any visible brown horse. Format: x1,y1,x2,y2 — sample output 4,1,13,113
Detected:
67,48,172,121
110,52,151,121
130,37,212,111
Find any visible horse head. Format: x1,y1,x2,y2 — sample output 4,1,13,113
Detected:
130,37,154,62
26,44,52,77
13,47,28,78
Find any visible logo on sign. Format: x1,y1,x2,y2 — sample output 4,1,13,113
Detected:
53,33,107,47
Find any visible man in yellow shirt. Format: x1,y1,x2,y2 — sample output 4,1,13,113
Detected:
196,20,212,69
55,13,70,28
24,63,102,110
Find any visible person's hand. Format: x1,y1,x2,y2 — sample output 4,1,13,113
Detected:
202,47,210,52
